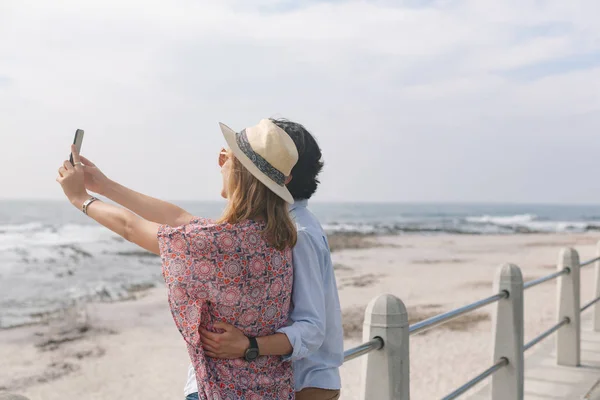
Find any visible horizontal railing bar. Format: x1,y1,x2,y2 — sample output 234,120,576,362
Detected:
580,256,600,268
410,291,508,336
343,337,384,362
440,357,509,400
523,268,569,290
524,317,570,352
581,296,600,313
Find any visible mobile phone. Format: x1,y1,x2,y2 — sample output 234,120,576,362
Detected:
69,129,84,165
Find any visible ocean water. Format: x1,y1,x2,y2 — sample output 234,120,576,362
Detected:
2,200,600,329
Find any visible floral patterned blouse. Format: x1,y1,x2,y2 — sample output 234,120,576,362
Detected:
157,217,294,399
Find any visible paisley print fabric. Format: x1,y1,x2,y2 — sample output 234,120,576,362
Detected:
157,217,294,399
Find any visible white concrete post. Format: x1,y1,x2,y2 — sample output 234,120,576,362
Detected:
556,248,581,366
360,293,410,400
491,264,524,400
594,241,600,332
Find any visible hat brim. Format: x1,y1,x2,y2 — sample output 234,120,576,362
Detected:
219,122,295,204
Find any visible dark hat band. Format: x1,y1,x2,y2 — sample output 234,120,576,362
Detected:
235,129,286,186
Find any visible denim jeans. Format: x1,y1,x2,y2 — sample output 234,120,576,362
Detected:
185,393,199,400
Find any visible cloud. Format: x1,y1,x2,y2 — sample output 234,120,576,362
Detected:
1,0,599,202
501,51,600,81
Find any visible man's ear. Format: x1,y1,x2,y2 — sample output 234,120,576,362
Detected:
285,175,293,185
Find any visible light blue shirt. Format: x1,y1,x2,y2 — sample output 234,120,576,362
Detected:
278,199,343,391
183,200,343,395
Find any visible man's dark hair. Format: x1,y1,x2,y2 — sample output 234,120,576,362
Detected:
270,118,324,200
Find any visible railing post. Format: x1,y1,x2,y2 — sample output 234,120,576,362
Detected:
491,264,524,400
360,293,409,400
594,241,600,332
557,248,581,366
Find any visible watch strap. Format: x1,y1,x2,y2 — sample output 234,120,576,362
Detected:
244,336,259,361
248,336,258,352
82,196,99,215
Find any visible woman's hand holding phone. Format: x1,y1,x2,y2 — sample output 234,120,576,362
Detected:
57,145,90,208
61,128,110,200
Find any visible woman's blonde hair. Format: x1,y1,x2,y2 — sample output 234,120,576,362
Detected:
219,154,297,250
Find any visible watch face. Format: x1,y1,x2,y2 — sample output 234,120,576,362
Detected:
245,348,259,361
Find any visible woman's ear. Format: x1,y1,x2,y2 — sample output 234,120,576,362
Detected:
285,175,293,185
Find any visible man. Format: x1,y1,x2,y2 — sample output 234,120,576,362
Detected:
185,119,343,400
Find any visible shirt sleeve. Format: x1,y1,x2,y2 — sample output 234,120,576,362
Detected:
277,230,327,361
157,222,209,349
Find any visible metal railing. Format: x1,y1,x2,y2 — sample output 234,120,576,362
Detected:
523,268,568,290
343,337,383,362
523,317,570,352
409,291,508,335
582,296,600,313
342,245,600,400
580,256,600,268
441,358,508,400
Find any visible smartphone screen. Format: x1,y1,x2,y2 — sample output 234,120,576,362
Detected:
69,129,84,165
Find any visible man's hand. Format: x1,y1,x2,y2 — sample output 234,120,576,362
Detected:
200,322,250,359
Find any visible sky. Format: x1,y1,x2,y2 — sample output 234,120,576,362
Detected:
0,0,599,203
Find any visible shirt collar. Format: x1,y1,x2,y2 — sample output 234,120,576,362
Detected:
289,199,308,212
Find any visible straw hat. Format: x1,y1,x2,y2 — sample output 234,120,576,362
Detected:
220,119,299,204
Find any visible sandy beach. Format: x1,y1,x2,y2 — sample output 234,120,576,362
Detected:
2,233,599,399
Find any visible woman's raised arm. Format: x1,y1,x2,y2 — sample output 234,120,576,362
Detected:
57,146,161,254
79,155,194,227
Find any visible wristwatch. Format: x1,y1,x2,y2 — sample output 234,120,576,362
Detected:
244,336,259,362
82,196,99,215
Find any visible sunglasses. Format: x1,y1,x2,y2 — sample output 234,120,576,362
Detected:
218,148,229,167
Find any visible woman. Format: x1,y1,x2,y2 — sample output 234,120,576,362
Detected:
56,119,299,399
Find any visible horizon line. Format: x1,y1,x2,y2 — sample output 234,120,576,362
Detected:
2,198,600,207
